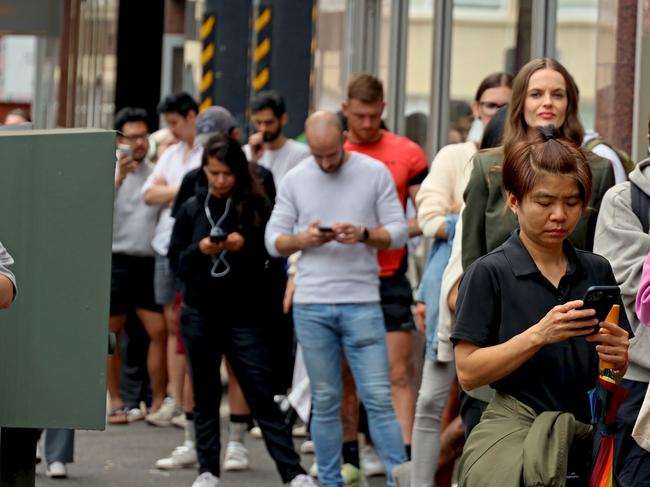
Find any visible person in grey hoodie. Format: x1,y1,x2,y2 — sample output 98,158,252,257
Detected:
594,141,650,484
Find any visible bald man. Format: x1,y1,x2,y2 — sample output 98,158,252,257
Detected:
265,111,408,487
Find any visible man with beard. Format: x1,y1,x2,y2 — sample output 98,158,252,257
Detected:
244,91,310,184
265,111,408,487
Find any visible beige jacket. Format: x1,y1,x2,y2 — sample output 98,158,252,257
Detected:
416,141,476,238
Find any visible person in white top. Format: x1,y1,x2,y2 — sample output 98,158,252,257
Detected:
243,90,311,184
244,90,311,405
143,92,203,427
394,73,513,487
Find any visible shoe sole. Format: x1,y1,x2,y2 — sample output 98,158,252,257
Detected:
155,462,196,470
146,419,173,427
363,469,385,477
107,419,128,425
46,472,67,479
223,463,250,472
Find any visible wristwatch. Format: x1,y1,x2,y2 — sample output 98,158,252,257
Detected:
360,226,370,242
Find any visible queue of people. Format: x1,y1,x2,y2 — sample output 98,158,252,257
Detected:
11,55,645,487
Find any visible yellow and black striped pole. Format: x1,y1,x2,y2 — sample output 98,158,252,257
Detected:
199,13,216,112
252,3,272,95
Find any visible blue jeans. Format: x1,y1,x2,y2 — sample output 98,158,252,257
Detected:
293,303,406,487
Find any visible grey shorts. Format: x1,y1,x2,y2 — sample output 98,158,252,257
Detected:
154,254,177,305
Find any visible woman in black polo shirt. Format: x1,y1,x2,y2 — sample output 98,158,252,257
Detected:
451,127,630,486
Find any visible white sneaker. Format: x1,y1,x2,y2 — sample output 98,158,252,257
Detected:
126,407,145,423
360,445,385,477
290,473,318,487
146,397,182,427
191,472,219,487
155,442,197,470
249,426,262,438
172,413,188,429
299,440,314,454
46,461,68,478
223,441,249,471
308,460,318,478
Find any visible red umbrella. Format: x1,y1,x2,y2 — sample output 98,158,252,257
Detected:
589,305,628,487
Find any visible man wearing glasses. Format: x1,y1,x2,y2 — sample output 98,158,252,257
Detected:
143,93,203,428
108,107,167,426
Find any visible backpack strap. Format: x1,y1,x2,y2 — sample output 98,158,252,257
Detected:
630,181,650,233
583,137,602,153
584,137,635,175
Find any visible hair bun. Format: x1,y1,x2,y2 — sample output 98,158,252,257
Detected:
537,124,559,141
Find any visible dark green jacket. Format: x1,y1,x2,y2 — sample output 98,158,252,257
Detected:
461,149,616,270
458,393,592,487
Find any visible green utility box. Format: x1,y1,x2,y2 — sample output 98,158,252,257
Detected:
0,129,115,430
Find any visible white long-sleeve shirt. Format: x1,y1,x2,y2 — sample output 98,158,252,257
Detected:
416,141,476,238
142,141,203,256
265,152,408,304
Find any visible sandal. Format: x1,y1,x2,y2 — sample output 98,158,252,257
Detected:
107,407,128,425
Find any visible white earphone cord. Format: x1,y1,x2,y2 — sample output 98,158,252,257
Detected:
204,193,232,278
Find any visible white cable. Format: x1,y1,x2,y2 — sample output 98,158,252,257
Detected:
204,192,232,278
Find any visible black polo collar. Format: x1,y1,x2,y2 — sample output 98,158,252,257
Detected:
502,229,581,279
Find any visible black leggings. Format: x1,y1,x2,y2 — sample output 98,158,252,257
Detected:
180,304,305,482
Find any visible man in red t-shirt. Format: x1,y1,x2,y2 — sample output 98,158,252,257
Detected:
340,73,428,474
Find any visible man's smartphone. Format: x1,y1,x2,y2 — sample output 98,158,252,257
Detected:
576,285,620,333
209,227,228,243
318,226,333,233
210,233,228,243
117,144,132,157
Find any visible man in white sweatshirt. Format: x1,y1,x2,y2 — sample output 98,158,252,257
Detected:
265,111,408,487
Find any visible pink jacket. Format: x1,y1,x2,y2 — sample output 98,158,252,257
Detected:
635,252,650,326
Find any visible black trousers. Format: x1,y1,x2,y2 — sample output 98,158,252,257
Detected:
119,313,151,410
614,379,650,487
180,304,304,482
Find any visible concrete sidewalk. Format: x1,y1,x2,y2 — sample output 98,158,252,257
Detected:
35,420,387,486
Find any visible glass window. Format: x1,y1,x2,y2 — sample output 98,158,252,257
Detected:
312,0,347,111
448,0,518,144
555,0,599,131
378,0,392,108
455,0,508,16
403,0,434,149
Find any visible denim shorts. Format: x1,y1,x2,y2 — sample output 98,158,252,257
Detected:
154,254,177,305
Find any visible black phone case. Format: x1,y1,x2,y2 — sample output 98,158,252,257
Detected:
576,285,620,333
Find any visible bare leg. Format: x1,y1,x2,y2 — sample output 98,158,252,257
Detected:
163,302,184,405
183,369,195,412
108,315,127,410
386,331,415,445
136,308,168,412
